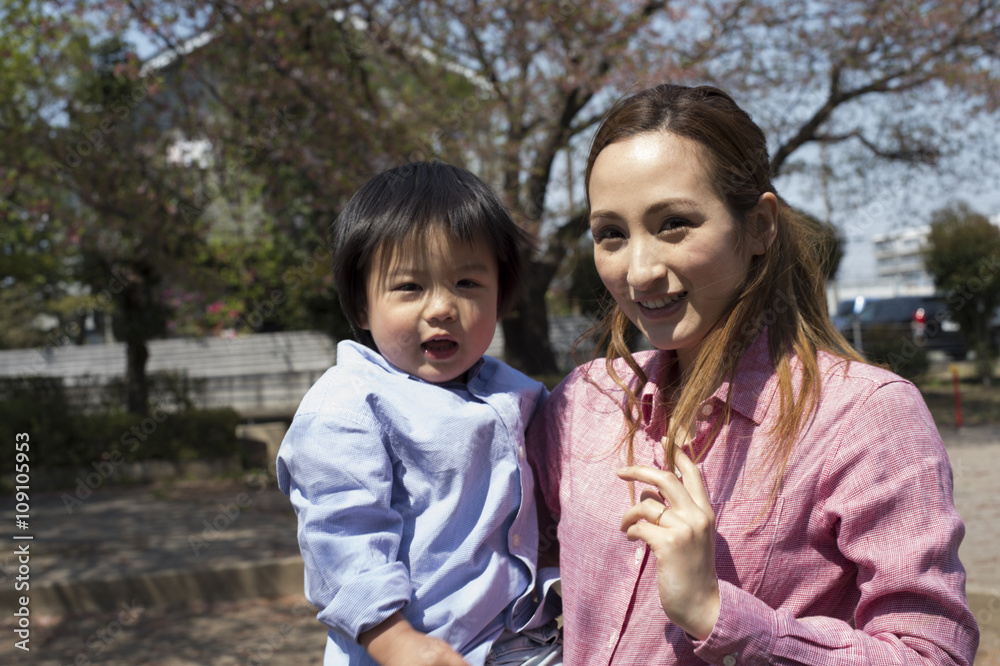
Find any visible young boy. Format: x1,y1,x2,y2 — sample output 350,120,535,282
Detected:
276,162,561,666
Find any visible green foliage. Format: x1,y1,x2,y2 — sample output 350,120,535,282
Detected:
922,202,1000,384
0,376,79,466
75,407,243,465
0,375,243,472
0,4,91,349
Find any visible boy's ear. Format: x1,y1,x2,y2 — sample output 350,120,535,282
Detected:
749,192,778,256
358,309,369,330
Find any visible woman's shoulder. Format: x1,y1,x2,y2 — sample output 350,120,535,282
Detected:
814,349,916,392
810,350,938,445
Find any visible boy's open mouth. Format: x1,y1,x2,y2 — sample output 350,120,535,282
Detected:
421,339,458,358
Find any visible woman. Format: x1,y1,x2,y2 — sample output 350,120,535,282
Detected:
526,84,978,664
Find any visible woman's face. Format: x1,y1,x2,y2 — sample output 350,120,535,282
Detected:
588,131,768,371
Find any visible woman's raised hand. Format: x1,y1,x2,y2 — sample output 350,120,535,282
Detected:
617,448,720,640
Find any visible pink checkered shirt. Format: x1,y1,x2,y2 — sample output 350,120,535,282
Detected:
527,334,978,665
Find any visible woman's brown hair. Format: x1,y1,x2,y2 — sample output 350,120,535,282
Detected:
584,84,863,496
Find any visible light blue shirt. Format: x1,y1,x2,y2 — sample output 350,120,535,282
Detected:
276,341,560,666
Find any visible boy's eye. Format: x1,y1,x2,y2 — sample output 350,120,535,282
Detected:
457,279,480,289
394,282,421,292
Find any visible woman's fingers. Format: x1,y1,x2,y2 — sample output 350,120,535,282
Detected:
673,448,712,512
616,452,720,640
616,453,714,539
617,450,710,506
619,495,670,532
616,463,677,495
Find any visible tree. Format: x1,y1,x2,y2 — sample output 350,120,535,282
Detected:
95,0,1000,374
2,2,383,412
0,1,87,349
51,35,225,415
922,202,1000,385
2,7,234,413
380,0,1000,373
114,0,718,373
107,0,481,335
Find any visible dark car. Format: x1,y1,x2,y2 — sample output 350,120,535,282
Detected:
830,299,859,334
839,295,967,360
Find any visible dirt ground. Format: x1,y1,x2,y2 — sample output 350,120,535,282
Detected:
0,594,328,665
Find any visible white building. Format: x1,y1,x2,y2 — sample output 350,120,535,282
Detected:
829,212,1000,313
871,225,934,285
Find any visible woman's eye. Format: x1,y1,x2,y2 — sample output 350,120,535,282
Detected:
592,226,625,243
661,217,690,232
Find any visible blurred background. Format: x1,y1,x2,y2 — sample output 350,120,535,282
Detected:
2,0,1000,663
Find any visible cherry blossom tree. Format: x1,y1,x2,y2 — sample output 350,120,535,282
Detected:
16,0,1000,377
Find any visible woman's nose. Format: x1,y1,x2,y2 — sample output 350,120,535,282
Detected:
627,238,668,291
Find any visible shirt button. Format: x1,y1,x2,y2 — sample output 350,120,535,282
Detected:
512,533,520,548
723,655,737,666
518,445,525,459
608,629,618,649
700,404,713,417
634,546,643,564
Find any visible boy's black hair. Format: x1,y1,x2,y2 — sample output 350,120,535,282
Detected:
331,161,531,349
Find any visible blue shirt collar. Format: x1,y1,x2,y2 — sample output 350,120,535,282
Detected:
336,339,487,386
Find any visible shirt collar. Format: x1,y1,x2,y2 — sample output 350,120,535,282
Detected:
638,350,675,431
335,339,487,386
711,328,780,426
636,328,779,428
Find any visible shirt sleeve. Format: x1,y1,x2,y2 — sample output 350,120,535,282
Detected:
276,408,411,642
693,379,979,665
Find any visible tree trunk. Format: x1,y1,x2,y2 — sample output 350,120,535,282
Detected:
502,257,560,375
109,262,163,417
125,337,150,415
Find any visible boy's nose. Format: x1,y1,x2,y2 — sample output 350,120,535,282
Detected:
426,290,458,322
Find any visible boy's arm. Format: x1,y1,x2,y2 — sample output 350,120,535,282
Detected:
360,612,468,666
276,409,412,644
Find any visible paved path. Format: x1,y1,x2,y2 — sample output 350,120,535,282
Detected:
1,426,998,665
940,426,1000,663
0,475,302,616
0,477,324,665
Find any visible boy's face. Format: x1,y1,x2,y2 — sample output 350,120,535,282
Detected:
360,227,499,383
